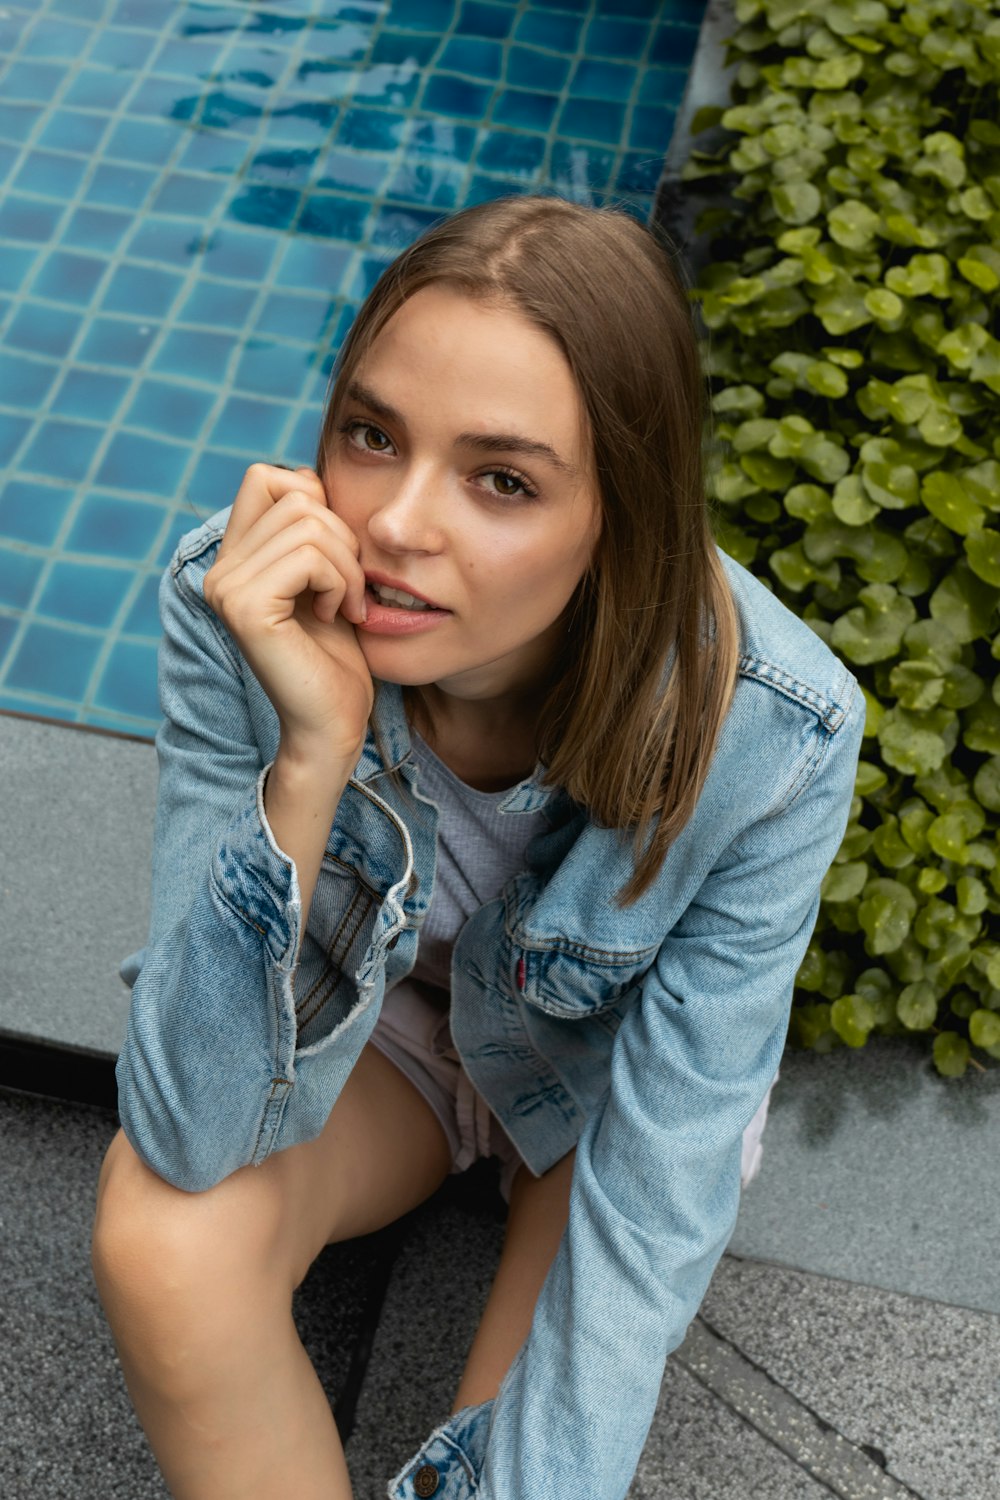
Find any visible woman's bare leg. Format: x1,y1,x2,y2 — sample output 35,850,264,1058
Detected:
453,1149,575,1410
93,1046,451,1500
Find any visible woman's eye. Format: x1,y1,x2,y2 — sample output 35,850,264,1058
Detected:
479,468,536,500
346,422,393,454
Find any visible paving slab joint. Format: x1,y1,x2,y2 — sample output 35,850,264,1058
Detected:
674,1317,927,1500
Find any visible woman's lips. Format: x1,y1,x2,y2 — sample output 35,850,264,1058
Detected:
360,582,451,636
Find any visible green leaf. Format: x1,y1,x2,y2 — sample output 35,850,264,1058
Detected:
831,583,917,664
973,757,1000,811
932,1032,969,1076
831,993,876,1047
872,816,917,868
921,472,986,535
771,181,822,225
785,483,832,522
896,981,938,1030
813,285,872,335
833,475,879,525
927,808,984,862
888,659,943,711
970,1009,1000,1049
828,198,881,250
964,529,1000,587
858,877,917,954
798,435,850,483
879,709,948,775
713,385,766,417
862,461,919,510
822,861,868,901
963,695,1000,754
806,360,850,397
957,877,988,917
713,462,761,503
930,564,998,642
864,287,904,321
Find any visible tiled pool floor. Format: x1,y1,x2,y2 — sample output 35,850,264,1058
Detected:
0,0,701,737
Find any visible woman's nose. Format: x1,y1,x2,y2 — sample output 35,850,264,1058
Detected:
366,467,444,554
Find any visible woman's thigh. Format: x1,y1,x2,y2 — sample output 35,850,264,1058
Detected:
95,1043,453,1297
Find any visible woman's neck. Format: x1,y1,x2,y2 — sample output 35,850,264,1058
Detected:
408,685,542,792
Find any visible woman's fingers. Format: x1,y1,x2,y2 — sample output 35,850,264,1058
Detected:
221,464,329,553
210,515,367,630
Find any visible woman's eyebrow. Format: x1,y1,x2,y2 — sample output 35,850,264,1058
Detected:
345,380,404,427
456,430,576,475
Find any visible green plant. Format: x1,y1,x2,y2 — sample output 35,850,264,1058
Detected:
685,0,1000,1073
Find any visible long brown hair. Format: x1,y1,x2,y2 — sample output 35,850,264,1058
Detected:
317,196,739,903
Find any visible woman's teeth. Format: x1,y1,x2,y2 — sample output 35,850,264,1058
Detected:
370,583,433,611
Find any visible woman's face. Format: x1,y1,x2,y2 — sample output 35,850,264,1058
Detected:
324,286,601,705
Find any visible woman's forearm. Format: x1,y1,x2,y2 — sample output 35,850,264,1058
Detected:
263,742,356,940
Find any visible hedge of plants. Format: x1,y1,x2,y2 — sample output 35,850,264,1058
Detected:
685,0,1000,1074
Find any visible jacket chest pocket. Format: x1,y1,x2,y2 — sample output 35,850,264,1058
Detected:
520,947,652,1020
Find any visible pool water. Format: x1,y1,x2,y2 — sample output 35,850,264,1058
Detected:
0,0,701,737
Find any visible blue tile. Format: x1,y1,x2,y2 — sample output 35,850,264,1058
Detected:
0,481,73,551
337,106,408,153
0,140,18,184
66,493,167,560
650,17,701,66
244,7,306,38
551,140,616,193
386,158,465,209
276,235,354,294
0,616,17,667
369,30,439,68
6,303,81,359
31,249,107,305
13,149,89,200
352,58,422,109
456,1,515,40
96,430,188,496
128,215,205,266
0,196,64,242
247,145,317,184
315,147,388,194
154,37,226,78
584,17,651,59
87,162,158,209
46,0,107,15
179,130,249,175
37,108,107,155
93,639,161,720
201,225,280,280
514,9,583,49
2,60,66,102
100,262,184,318
63,66,135,112
62,206,132,254
21,419,103,482
639,65,690,107
0,353,59,410
0,547,44,610
77,317,157,368
629,103,675,151
572,59,636,102
0,102,41,145
232,338,312,398
227,184,302,230
153,328,232,383
371,202,442,251
106,116,179,166
597,0,667,12
299,192,370,241
184,447,250,513
286,407,322,468
88,24,160,68
177,4,244,39
619,149,664,193
0,245,35,295
265,100,338,145
0,411,29,462
492,89,559,132
420,74,493,120
210,395,289,453
201,89,266,133
505,47,571,93
254,290,335,343
124,379,212,440
122,572,163,637
50,368,131,423
439,38,504,81
559,97,626,145
5,621,101,700
176,278,258,329
22,15,92,57
227,43,288,87
464,174,533,207
36,560,133,629
112,0,177,30
407,119,477,160
129,77,200,124
386,0,455,31
297,23,371,67
349,250,390,298
477,130,546,178
155,506,204,566
152,172,228,217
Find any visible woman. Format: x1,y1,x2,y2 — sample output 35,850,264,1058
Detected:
93,196,864,1500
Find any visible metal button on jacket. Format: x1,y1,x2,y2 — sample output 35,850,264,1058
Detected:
412,1464,440,1497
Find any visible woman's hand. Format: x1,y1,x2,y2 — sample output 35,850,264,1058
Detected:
204,465,373,771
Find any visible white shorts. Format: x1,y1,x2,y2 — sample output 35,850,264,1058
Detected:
369,979,526,1203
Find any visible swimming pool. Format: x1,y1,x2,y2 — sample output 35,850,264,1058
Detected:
0,0,701,737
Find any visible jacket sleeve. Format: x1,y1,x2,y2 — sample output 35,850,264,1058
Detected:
391,681,865,1500
116,549,371,1192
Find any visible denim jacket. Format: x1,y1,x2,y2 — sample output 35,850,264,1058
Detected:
118,509,864,1500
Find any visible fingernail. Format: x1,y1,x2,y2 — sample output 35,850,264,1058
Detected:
360,596,368,623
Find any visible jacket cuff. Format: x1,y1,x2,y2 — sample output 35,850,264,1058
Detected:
389,1401,494,1499
210,763,302,970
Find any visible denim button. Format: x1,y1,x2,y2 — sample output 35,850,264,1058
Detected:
413,1465,439,1497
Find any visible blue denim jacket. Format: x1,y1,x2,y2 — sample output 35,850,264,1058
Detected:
118,510,864,1500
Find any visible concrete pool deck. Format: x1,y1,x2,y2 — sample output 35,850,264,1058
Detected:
2,709,999,1498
